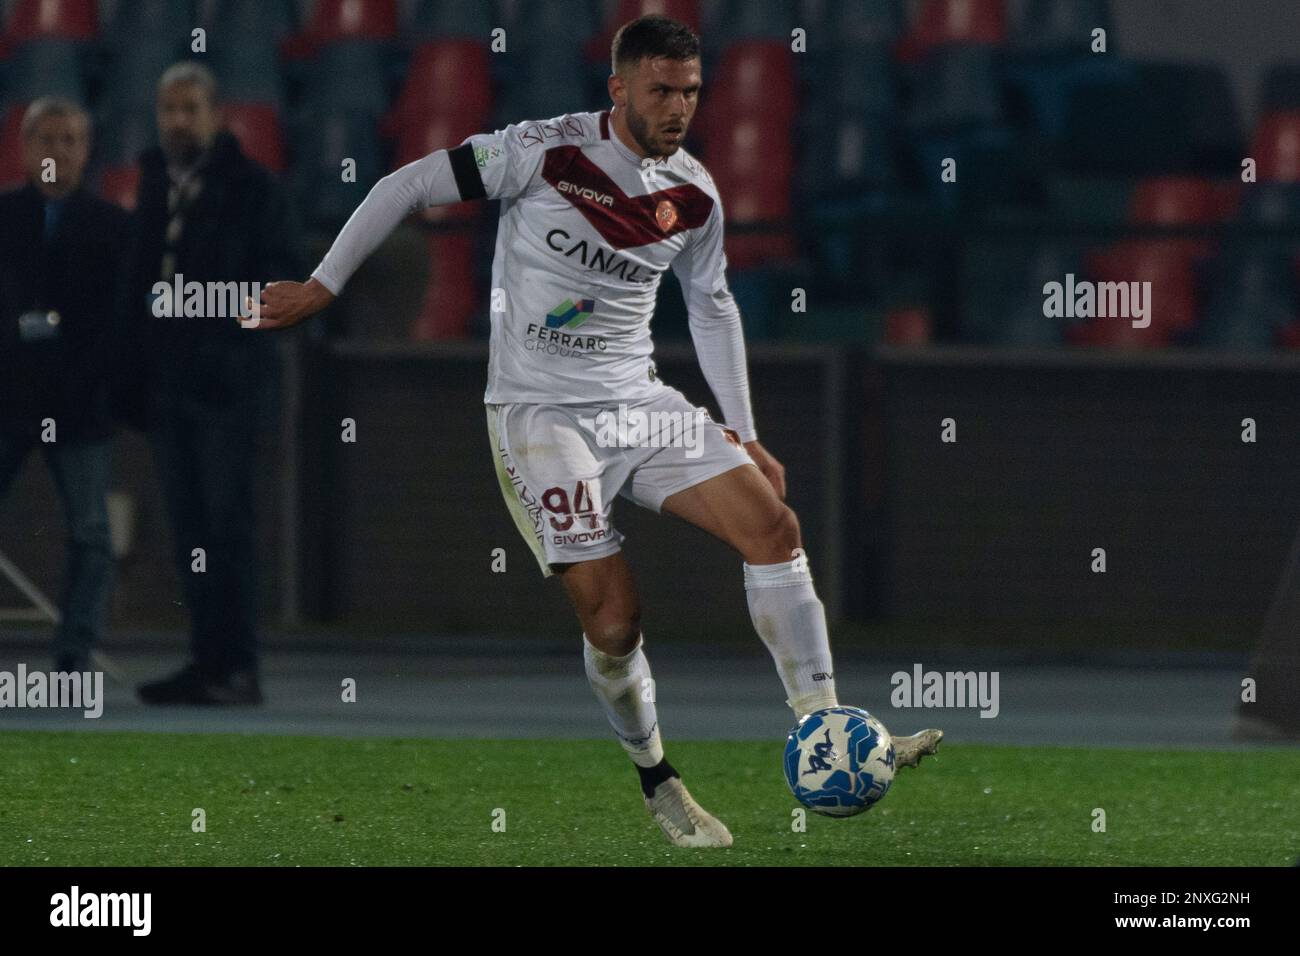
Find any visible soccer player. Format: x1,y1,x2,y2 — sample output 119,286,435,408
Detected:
254,15,941,847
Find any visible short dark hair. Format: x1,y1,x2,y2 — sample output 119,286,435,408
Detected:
611,15,700,74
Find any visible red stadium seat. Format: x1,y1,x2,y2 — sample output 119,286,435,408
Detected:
388,41,492,137
98,165,140,211
723,231,797,271
304,0,398,42
0,105,26,188
885,308,933,345
1129,176,1222,260
1250,110,1300,182
222,103,287,173
709,41,796,119
1071,240,1198,346
897,0,1006,63
1130,176,1220,226
412,233,477,339
5,0,98,42
704,115,794,222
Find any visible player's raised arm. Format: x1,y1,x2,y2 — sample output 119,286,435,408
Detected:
254,125,544,330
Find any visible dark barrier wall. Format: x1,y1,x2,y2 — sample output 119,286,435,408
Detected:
5,344,1298,643
877,346,1300,628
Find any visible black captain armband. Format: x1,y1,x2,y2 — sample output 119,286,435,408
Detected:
448,144,488,201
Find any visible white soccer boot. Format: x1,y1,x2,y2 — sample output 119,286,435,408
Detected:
892,728,944,769
644,777,734,848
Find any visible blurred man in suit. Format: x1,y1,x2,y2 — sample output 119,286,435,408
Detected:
126,63,299,705
0,97,129,673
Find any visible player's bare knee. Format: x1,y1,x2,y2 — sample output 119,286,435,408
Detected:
586,612,641,656
743,505,801,565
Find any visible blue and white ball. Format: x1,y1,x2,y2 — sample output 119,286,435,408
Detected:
783,706,895,817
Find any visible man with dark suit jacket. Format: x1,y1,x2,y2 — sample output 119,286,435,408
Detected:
0,97,129,673
125,62,300,705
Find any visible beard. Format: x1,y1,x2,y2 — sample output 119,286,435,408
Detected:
624,99,683,158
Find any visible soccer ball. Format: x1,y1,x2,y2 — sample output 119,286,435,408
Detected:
783,706,895,817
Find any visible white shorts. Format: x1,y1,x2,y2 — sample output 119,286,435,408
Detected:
486,387,755,576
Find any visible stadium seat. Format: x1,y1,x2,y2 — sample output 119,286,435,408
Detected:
799,117,897,198
615,0,701,31
5,0,97,43
1063,62,1242,175
1135,175,1230,226
710,0,796,42
1261,64,1300,112
98,164,140,210
705,115,794,215
389,40,491,134
509,53,591,124
1251,111,1300,182
407,0,494,41
1002,56,1132,140
823,0,904,47
724,231,798,271
1013,0,1111,54
301,41,391,117
97,42,191,117
206,0,296,40
1,40,84,108
962,239,1080,345
412,233,477,339
826,45,896,117
1129,175,1224,260
1195,251,1294,350
209,35,286,110
885,307,933,345
513,0,601,48
104,0,193,44
1235,181,1300,226
0,104,26,187
718,41,796,117
907,45,1003,131
1077,240,1198,344
223,103,287,172
896,0,1007,62
293,110,385,229
303,0,398,43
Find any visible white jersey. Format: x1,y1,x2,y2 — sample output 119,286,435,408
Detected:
312,108,757,441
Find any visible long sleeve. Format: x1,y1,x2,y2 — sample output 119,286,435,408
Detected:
311,120,548,295
311,149,463,295
671,200,758,443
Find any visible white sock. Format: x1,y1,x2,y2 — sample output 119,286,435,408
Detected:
744,556,839,719
583,632,665,768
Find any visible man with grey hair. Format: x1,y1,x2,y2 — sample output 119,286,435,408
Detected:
122,62,300,705
0,96,130,672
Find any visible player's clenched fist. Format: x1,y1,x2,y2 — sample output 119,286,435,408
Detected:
246,278,335,330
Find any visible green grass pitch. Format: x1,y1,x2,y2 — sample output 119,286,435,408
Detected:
2,731,1296,866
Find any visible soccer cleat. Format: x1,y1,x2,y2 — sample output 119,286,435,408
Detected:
644,777,733,848
892,728,944,769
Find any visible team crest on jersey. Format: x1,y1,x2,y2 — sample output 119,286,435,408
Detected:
655,199,678,232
